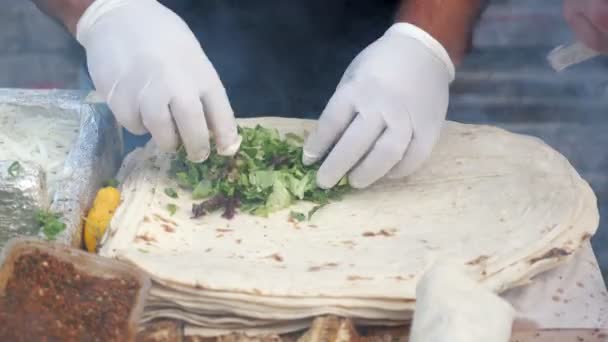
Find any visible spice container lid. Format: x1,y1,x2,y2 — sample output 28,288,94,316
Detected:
0,237,151,342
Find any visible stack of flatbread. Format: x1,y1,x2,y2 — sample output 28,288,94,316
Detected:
99,118,598,337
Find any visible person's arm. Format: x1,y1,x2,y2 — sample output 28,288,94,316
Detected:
31,0,93,35
564,0,608,53
396,0,485,65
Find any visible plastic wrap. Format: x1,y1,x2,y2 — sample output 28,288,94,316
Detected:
0,161,48,248
0,89,122,247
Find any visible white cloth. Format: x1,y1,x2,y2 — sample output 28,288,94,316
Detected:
76,0,241,162
409,261,515,342
409,244,608,342
303,23,455,189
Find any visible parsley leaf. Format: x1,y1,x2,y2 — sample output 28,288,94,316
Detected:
289,211,306,222
35,210,66,240
164,188,178,199
166,203,178,216
7,161,22,177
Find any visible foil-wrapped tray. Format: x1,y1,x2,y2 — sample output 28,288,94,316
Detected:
0,89,122,248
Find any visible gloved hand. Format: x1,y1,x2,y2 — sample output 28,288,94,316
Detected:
303,23,455,189
564,0,608,53
76,0,240,162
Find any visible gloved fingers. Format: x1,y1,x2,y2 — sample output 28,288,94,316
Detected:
316,113,385,189
169,81,211,163
302,86,356,166
348,125,412,189
201,84,240,156
106,72,148,135
139,79,179,152
388,130,438,179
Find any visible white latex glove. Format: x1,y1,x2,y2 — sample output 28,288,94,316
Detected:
564,0,608,53
76,0,240,162
409,261,515,342
303,23,455,189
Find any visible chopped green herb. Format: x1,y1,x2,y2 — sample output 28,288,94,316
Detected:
166,203,178,216
169,125,351,219
307,204,325,220
138,248,149,253
35,210,66,240
7,161,22,177
192,180,214,200
164,188,178,199
289,211,306,222
103,178,119,187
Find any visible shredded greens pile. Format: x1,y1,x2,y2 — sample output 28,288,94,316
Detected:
168,125,351,219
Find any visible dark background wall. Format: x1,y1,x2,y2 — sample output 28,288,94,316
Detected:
0,0,606,278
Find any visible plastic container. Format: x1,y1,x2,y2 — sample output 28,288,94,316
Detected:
0,237,151,342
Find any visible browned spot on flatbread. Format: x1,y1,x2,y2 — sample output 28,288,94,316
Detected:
308,262,339,272
557,288,564,294
205,248,212,253
552,295,561,302
581,233,592,242
162,224,175,233
235,239,242,244
153,213,177,226
143,216,151,223
530,248,571,264
253,289,262,295
135,233,157,243
466,255,490,266
341,240,356,246
347,275,373,281
362,229,397,237
216,228,233,233
265,253,284,262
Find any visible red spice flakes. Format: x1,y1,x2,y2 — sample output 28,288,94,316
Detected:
162,224,175,233
0,250,138,341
